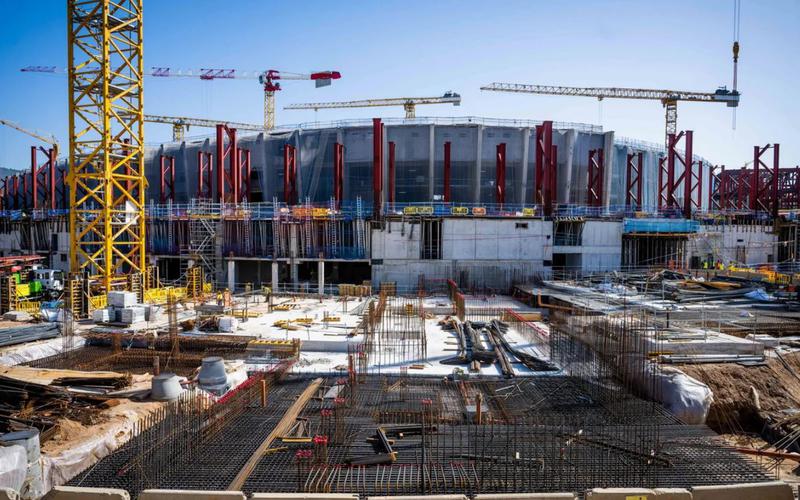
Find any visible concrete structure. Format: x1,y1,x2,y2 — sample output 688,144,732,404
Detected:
370,218,551,290
144,117,712,210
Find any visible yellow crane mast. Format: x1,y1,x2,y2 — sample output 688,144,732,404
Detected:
68,0,146,293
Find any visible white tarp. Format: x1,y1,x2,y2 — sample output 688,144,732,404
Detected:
0,336,85,366
653,365,713,425
0,445,26,493
625,356,713,425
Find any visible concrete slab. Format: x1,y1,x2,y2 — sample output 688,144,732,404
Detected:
476,493,576,499
251,494,358,499
690,481,793,500
139,491,245,500
586,488,691,499
43,486,130,499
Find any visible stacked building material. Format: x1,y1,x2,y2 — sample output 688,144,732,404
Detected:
0,324,59,348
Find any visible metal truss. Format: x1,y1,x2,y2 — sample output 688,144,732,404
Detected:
68,0,146,292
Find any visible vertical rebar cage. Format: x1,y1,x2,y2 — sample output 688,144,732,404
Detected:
68,0,146,291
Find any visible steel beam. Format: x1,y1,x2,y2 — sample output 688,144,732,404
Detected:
587,148,604,207
750,143,779,218
238,148,251,203
333,142,344,209
625,152,643,211
535,121,555,215
197,151,213,199
215,124,239,203
68,0,146,292
159,155,175,203
283,144,297,205
388,141,396,205
372,118,383,217
443,141,451,203
496,142,506,205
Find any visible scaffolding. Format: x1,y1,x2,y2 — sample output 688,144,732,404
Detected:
188,199,221,284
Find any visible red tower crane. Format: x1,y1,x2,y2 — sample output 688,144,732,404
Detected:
21,66,342,131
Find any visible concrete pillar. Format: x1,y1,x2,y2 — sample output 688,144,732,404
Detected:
428,124,435,201
271,261,279,291
290,262,299,286
520,127,531,205
563,129,577,204
227,260,235,291
602,131,615,213
474,125,484,204
318,260,325,295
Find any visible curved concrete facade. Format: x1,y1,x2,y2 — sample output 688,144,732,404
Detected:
144,117,712,211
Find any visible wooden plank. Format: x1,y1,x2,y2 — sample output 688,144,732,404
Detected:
228,377,323,490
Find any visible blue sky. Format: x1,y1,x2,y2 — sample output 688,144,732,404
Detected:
0,0,797,170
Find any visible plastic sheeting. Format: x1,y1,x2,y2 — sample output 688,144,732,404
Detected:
642,363,713,425
0,336,86,367
0,445,26,493
41,404,158,491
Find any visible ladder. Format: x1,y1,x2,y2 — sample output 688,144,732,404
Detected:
186,266,204,299
304,196,313,257
188,198,220,285
272,196,282,258
0,276,17,314
328,197,338,258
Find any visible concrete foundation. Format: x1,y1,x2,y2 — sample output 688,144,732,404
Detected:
586,487,692,499
43,486,130,500
138,491,245,500
690,481,794,500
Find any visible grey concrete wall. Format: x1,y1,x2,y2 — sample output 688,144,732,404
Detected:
144,121,697,208
691,225,778,266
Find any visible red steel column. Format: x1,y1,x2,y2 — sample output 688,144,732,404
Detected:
535,121,554,215
372,118,383,218
238,149,251,203
48,148,55,210
496,143,506,205
229,128,239,204
216,124,224,203
587,148,604,208
682,131,694,218
284,144,297,205
159,155,167,203
443,141,451,203
59,169,66,209
30,146,38,209
773,144,780,218
388,141,396,205
333,143,344,208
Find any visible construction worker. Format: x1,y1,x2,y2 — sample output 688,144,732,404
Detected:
703,261,709,270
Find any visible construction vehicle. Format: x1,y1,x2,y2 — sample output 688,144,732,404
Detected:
285,92,462,119
0,256,64,300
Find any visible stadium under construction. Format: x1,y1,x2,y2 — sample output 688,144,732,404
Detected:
1,116,797,295
3,1,800,499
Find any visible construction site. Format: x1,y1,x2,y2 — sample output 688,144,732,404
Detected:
0,1,798,499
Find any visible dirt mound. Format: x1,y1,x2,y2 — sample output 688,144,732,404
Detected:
680,351,800,433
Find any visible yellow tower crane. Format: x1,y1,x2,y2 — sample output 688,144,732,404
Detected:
284,92,462,119
0,118,60,157
143,114,264,142
67,0,145,293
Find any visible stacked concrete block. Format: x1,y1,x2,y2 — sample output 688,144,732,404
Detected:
107,291,138,308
